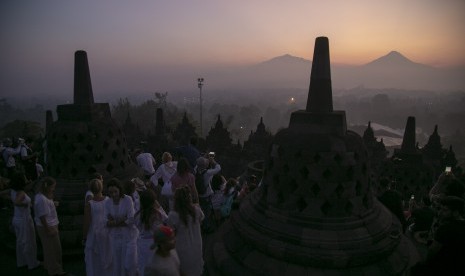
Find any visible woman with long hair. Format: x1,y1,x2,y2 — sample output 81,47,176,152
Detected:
83,178,112,276
136,189,167,274
169,157,198,209
104,178,139,276
10,172,41,270
166,186,204,276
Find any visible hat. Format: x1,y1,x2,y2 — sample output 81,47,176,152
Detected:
150,225,175,249
196,157,209,170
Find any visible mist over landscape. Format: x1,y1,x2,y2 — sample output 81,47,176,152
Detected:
1,0,465,161
2,50,465,160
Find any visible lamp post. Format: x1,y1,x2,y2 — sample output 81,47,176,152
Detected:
197,77,204,137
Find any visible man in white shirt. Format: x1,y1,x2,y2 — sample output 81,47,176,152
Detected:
135,149,156,179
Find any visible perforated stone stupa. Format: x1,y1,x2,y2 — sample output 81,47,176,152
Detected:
208,37,415,275
46,51,139,181
45,51,140,248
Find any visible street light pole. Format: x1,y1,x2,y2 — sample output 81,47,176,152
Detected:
197,77,204,137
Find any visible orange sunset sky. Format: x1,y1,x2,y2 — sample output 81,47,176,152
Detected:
2,0,465,68
1,0,465,98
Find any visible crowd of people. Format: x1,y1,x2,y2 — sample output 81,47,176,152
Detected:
376,169,465,275
4,134,462,275
78,148,251,275
2,135,253,275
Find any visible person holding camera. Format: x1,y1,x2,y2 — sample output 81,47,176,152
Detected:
194,154,221,232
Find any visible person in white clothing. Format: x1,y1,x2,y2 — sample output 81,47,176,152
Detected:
144,225,180,276
194,156,221,232
2,138,21,178
34,177,66,276
10,172,41,270
83,178,112,276
150,152,177,209
124,179,141,216
35,159,44,178
166,186,204,276
105,178,139,276
19,138,38,181
137,189,168,274
84,173,104,204
150,152,177,190
135,149,156,179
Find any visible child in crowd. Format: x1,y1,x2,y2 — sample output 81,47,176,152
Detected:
144,225,181,276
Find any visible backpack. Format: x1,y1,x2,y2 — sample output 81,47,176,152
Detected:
195,169,207,195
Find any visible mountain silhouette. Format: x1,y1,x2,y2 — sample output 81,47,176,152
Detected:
364,51,433,72
367,51,417,66
218,51,465,91
88,51,465,94
256,54,311,67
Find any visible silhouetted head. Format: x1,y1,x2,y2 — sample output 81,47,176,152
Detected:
176,158,191,175
196,157,209,171
140,189,156,211
107,178,124,199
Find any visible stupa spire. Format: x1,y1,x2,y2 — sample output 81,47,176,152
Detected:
45,110,53,132
306,36,333,112
401,116,416,153
74,50,94,105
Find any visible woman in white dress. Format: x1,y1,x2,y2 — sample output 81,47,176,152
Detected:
150,152,177,210
136,189,168,274
166,186,204,276
105,178,139,276
34,177,66,275
10,173,41,270
84,173,104,204
83,178,112,276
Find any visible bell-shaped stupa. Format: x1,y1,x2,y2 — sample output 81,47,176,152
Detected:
207,37,416,275
46,51,139,181
45,51,140,249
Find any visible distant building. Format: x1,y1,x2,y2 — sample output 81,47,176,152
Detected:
243,117,274,161
205,115,232,155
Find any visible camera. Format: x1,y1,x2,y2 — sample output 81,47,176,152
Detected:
445,166,451,173
208,152,215,157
